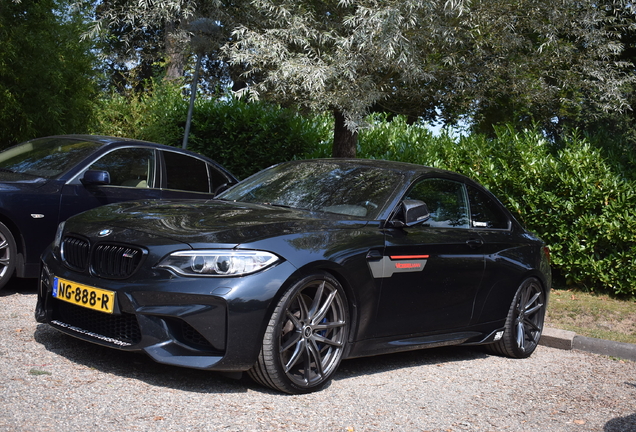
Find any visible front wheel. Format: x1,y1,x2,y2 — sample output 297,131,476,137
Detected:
0,222,16,290
486,277,546,358
248,272,349,394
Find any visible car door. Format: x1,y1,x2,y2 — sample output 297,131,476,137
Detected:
371,177,486,338
58,147,162,222
159,150,232,200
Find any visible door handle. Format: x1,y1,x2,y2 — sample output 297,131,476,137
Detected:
466,238,483,249
366,249,383,261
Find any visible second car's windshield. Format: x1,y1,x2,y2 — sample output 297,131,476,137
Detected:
219,160,405,219
0,137,102,179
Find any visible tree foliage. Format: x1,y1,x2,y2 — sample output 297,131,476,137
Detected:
89,0,256,93
0,0,98,147
86,0,636,156
227,0,635,153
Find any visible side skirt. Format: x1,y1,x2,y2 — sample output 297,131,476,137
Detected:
345,331,481,359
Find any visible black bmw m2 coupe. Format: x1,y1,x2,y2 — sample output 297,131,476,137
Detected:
36,159,551,394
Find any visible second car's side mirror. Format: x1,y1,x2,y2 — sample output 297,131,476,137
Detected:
81,170,111,186
388,199,430,228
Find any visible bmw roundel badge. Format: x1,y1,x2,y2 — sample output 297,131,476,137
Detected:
98,229,113,237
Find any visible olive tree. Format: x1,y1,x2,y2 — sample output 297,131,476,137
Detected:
227,0,635,156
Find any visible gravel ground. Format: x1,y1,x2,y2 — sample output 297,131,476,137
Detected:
1,281,635,432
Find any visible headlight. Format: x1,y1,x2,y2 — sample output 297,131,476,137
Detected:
53,221,66,251
157,250,280,277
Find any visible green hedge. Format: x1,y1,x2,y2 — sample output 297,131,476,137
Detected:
184,98,330,179
348,115,636,297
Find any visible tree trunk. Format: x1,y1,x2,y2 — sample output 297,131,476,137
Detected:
164,21,185,80
332,109,357,158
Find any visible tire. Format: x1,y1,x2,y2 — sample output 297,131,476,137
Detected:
248,272,349,394
486,277,546,359
0,222,16,290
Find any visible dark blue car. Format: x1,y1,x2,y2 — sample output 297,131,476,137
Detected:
0,135,237,289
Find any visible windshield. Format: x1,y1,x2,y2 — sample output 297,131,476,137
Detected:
219,160,405,219
0,137,102,179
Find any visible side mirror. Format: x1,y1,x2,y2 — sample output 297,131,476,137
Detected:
388,199,430,228
81,170,111,186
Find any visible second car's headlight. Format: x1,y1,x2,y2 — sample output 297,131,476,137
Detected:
157,250,280,277
53,221,66,253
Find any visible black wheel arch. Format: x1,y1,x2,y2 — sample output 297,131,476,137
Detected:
257,261,360,357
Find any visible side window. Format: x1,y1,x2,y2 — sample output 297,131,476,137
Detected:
467,185,510,229
407,178,469,228
88,148,155,188
163,151,210,193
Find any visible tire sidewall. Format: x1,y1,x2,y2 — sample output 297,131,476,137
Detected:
0,221,17,290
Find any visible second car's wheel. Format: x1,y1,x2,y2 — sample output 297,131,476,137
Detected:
486,277,546,359
248,272,349,394
0,221,17,290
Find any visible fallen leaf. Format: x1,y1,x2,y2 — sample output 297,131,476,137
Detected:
574,420,586,425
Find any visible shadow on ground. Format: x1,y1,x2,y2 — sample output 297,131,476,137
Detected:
33,320,491,396
605,413,636,431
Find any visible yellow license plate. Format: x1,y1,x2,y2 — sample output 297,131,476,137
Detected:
53,277,115,314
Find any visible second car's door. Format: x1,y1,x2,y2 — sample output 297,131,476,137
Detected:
58,147,162,221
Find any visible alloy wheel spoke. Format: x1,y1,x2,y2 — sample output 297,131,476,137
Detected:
283,339,305,373
313,332,343,348
523,291,540,312
285,309,303,330
280,328,302,353
312,289,337,325
522,316,542,333
306,338,325,378
524,301,543,317
516,321,526,352
313,320,345,331
297,295,310,321
307,281,325,319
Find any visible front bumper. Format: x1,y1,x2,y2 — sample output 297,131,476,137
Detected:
35,248,297,371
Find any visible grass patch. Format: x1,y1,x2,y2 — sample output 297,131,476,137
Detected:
545,289,636,344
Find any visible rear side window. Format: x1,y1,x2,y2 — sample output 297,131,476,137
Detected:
163,151,210,193
467,185,510,229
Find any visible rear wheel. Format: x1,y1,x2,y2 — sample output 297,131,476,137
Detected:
248,272,349,394
0,222,16,290
486,277,546,358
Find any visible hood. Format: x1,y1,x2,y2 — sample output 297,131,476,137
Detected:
0,172,48,187
67,199,369,247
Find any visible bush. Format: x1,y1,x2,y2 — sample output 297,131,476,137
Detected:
185,97,330,179
91,80,186,144
92,83,330,179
